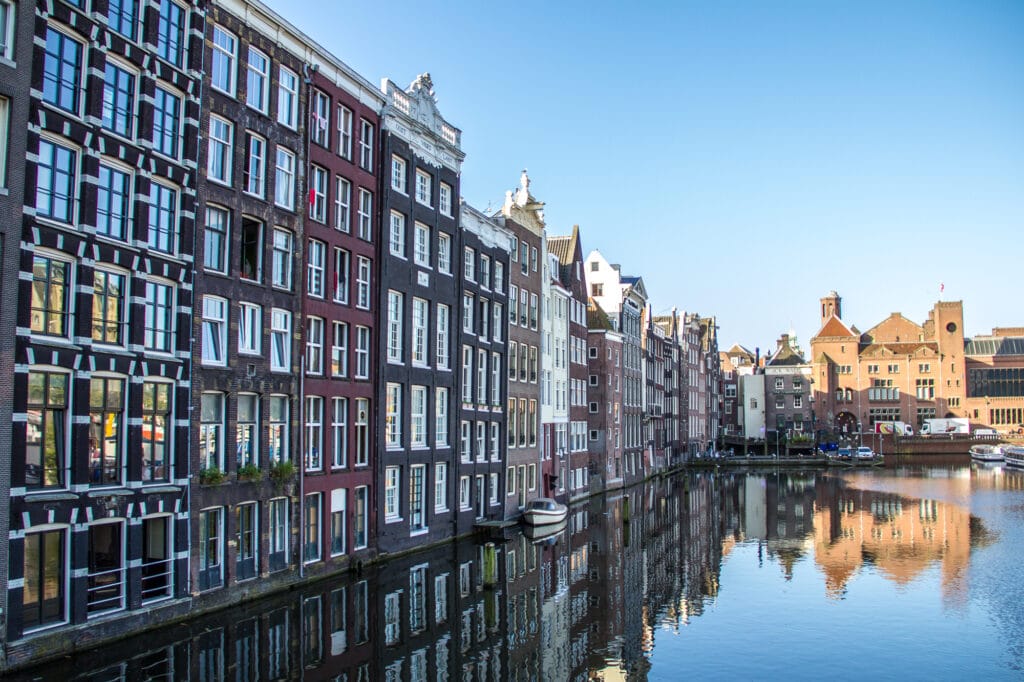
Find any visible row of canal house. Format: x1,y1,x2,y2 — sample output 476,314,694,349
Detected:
0,0,723,668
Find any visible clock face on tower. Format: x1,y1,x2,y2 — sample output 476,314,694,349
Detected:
946,322,957,333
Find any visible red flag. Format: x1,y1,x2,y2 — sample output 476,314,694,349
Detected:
309,187,316,207
940,282,944,293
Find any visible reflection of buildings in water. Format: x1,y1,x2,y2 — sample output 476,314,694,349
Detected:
813,481,974,604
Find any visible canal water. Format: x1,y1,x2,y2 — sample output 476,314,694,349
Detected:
12,457,1024,680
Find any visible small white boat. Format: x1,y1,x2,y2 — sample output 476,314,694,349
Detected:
522,497,568,526
969,444,1004,462
1004,446,1024,469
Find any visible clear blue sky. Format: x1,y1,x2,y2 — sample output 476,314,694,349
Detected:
265,0,1024,353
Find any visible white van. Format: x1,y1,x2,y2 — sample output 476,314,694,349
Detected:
974,428,997,437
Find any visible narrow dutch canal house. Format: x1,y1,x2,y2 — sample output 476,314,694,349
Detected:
299,39,384,577
586,303,625,492
499,172,545,515
190,0,306,601
585,250,648,486
5,0,205,663
377,74,465,553
546,226,589,502
457,203,511,531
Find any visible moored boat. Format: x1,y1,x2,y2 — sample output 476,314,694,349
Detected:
969,444,1004,462
522,497,568,526
1004,446,1024,469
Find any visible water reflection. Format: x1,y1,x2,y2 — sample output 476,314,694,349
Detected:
14,469,998,681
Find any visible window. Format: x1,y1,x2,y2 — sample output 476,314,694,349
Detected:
357,189,372,241
464,247,475,281
520,243,529,274
269,497,289,569
270,309,291,372
235,393,258,466
334,178,351,232
210,26,236,95
531,247,538,272
410,464,426,531
359,120,373,170
26,371,68,489
143,280,174,352
412,298,428,367
491,352,501,405
438,233,451,273
305,396,323,471
386,383,402,449
31,253,71,338
391,156,406,192
355,326,370,379
479,299,489,340
245,133,265,197
331,321,348,377
436,304,450,369
356,256,370,309
0,97,7,187
306,164,328,222
198,508,223,591
415,169,431,206
201,296,227,365
387,290,404,363
107,0,138,40
477,349,487,404
411,386,427,447
459,476,470,510
414,222,430,266
462,346,473,403
337,105,352,159
354,398,369,466
509,287,518,326
306,316,324,375
156,0,185,67
490,422,500,460
42,29,82,114
275,147,296,209
203,206,229,273
23,529,66,631
147,182,177,253
239,217,263,281
530,293,539,330
353,488,368,549
208,116,233,185
435,388,449,446
385,466,400,520
92,269,127,345
35,138,77,224
307,239,325,298
494,262,504,294
272,229,293,288
236,503,258,580
277,67,298,128
332,398,347,468
330,490,346,556
439,182,452,216
476,422,486,461
92,164,132,242
480,256,491,289
268,396,289,463
310,89,329,147
435,462,448,511
509,341,517,381
463,294,474,333
89,376,124,485
151,86,180,158
245,47,269,112
389,211,405,257
492,304,503,342
101,62,136,138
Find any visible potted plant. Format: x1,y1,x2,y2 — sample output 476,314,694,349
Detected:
198,466,225,485
269,459,296,491
237,463,262,481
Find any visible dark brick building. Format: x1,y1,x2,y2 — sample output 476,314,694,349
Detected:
498,172,545,517
376,74,464,554
586,303,625,492
5,0,205,665
299,49,384,577
190,0,306,604
457,203,511,531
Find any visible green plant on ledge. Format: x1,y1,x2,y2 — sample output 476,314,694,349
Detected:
269,459,296,484
237,463,262,481
198,466,225,485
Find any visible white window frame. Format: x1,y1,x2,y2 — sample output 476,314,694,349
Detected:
434,462,448,512
201,296,228,366
306,316,324,376
438,233,451,274
210,25,237,96
391,155,406,192
389,211,405,257
334,177,350,232
387,290,404,364
356,257,371,310
274,147,295,210
411,385,427,448
238,302,261,355
439,182,452,216
337,105,352,159
245,46,269,113
245,132,266,198
270,308,291,372
415,169,431,206
435,387,449,447
436,304,450,370
277,66,298,129
413,222,430,267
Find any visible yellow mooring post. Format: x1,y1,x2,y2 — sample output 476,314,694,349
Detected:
483,542,497,588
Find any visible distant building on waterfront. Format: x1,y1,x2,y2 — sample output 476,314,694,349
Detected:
764,334,813,447
964,329,1024,431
